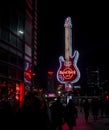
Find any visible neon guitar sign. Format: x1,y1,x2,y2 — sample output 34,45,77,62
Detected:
57,17,80,86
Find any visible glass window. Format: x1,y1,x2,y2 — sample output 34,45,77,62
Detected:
10,12,17,33
8,67,16,79
16,38,24,50
17,15,24,39
0,63,8,77
0,42,9,51
17,56,24,67
9,47,16,54
1,27,10,42
16,69,23,80
0,49,9,62
10,33,17,47
16,51,23,58
9,54,16,65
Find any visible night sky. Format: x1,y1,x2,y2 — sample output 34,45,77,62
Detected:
37,1,109,88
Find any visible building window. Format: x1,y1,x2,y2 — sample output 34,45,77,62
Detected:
10,33,17,47
0,63,8,77
8,67,16,79
17,56,24,67
16,69,23,80
0,49,8,62
9,54,16,65
1,27,10,42
16,38,24,50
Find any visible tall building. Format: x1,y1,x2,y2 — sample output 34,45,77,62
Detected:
0,0,37,106
86,66,100,96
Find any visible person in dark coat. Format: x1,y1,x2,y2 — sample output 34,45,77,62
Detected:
50,97,65,130
15,92,44,129
64,99,77,130
91,97,99,121
83,98,90,122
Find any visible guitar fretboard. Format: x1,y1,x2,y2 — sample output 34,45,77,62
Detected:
64,17,72,62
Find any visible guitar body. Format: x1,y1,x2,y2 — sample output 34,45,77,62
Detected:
57,17,80,86
57,50,80,84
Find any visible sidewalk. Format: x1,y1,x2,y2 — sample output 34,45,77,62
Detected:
62,111,109,130
89,116,109,130
62,112,93,130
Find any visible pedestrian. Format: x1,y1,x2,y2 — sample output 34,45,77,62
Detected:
83,98,90,122
15,92,44,129
64,99,77,130
91,97,99,121
50,97,65,130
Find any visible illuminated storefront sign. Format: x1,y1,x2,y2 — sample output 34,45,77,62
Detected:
57,50,80,84
57,17,80,88
59,67,76,79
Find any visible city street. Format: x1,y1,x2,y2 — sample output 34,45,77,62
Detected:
62,111,109,130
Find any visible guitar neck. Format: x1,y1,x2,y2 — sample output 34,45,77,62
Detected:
64,17,72,61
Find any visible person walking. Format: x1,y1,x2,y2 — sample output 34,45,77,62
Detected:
83,98,90,122
15,92,44,129
91,97,99,121
64,99,77,130
50,97,65,130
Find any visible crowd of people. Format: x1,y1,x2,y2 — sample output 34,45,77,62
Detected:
0,92,109,130
81,96,109,122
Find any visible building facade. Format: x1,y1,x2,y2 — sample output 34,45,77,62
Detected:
86,67,100,96
0,0,37,107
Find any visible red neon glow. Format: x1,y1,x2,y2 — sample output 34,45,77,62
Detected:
48,71,54,75
59,67,76,79
16,84,20,101
24,63,32,83
25,9,33,19
57,53,78,83
24,71,32,81
26,0,32,10
19,83,24,108
57,17,80,85
0,83,6,87
16,86,20,91
15,83,24,108
16,95,19,100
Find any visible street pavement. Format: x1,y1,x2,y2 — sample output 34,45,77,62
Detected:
62,111,109,130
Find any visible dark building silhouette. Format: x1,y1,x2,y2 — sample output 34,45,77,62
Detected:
0,0,37,106
86,67,100,96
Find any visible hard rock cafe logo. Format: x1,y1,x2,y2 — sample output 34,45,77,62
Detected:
59,67,76,79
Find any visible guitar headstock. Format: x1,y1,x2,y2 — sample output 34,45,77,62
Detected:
64,17,72,28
